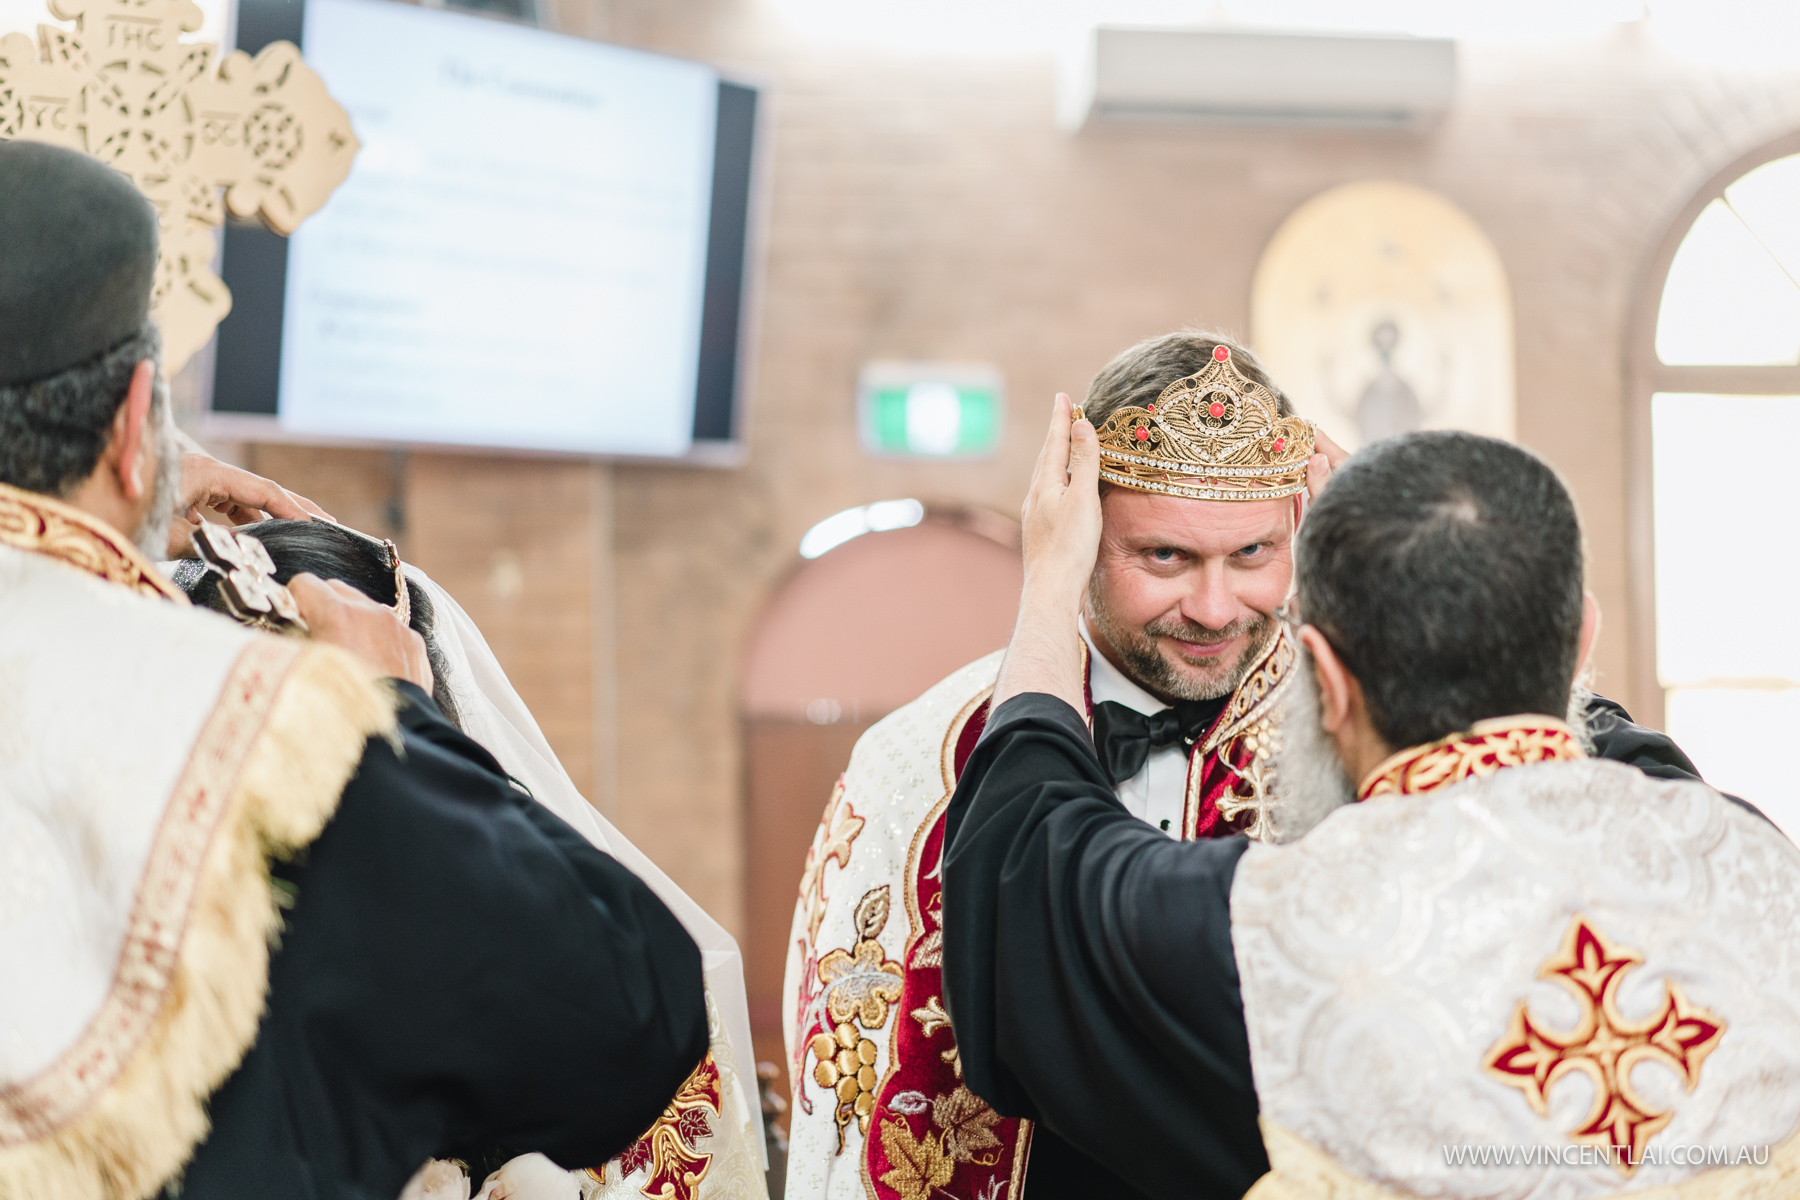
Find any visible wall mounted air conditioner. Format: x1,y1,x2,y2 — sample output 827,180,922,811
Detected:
1060,26,1457,130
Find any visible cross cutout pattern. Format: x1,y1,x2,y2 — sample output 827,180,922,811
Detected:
0,0,359,370
1482,915,1727,1175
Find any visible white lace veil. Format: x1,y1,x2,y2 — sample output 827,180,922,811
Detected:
404,565,764,1159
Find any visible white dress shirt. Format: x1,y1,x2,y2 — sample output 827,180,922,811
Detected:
1080,617,1192,839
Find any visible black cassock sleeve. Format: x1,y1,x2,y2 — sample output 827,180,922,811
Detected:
1583,692,1779,829
941,693,1267,1200
179,683,707,1200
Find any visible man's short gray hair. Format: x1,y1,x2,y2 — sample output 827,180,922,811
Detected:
1083,330,1296,430
0,321,162,497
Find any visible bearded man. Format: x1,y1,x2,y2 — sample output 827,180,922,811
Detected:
780,332,1321,1200
781,331,1723,1200
941,417,1799,1200
0,141,707,1200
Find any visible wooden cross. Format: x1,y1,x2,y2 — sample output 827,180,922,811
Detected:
1483,915,1727,1174
0,0,359,370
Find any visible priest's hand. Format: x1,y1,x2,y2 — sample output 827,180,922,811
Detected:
993,393,1100,714
291,574,432,689
1305,428,1348,504
168,450,336,559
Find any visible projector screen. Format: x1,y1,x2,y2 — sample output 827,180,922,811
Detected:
210,0,758,459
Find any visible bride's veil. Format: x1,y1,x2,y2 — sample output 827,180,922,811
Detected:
404,565,765,1159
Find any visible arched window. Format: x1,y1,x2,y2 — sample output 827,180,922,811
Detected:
1629,136,1800,835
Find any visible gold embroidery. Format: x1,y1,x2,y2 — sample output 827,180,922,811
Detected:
796,780,864,950
932,1086,1003,1164
790,777,867,1123
1201,623,1297,756
0,637,299,1143
1359,715,1584,800
1482,916,1726,1174
0,480,183,602
877,1118,955,1200
1185,624,1298,839
1214,718,1279,842
595,1053,723,1199
911,996,951,1038
806,886,903,1145
876,1086,1003,1200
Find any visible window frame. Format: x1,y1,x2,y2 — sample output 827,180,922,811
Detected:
1625,131,1800,729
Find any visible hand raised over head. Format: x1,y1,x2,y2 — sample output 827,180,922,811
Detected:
993,394,1102,713
1020,392,1103,616
1304,427,1348,504
169,449,335,558
290,573,431,689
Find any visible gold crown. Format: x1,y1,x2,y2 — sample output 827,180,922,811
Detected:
1075,345,1316,502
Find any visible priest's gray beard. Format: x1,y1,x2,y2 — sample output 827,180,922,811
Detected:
1265,644,1354,843
1086,581,1275,702
1566,679,1596,753
1264,653,1599,844
132,380,180,560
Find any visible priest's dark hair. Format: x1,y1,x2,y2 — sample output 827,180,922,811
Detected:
0,321,161,497
1082,329,1296,430
1294,430,1585,752
178,519,462,727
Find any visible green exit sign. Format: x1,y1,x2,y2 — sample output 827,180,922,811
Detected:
857,363,1004,458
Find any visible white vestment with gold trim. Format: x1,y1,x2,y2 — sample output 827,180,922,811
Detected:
1234,758,1800,1199
0,487,392,1200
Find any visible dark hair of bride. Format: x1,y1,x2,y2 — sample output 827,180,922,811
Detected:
176,519,462,728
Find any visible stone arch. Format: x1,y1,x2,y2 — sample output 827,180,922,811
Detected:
736,506,1020,1110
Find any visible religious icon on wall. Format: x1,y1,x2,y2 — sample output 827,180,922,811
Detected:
1250,180,1514,454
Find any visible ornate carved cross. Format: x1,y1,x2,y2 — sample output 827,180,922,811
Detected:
1483,915,1727,1174
0,0,358,370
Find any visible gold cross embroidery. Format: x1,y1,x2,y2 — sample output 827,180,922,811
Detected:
1482,915,1727,1175
0,0,359,370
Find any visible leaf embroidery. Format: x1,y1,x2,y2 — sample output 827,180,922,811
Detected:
911,928,943,969
818,939,905,1027
817,886,904,1028
676,1106,711,1145
798,782,864,944
912,996,951,1038
618,1139,651,1176
932,1087,1003,1164
854,885,890,942
877,1120,956,1200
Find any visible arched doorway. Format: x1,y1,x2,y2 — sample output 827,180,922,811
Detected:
1250,179,1515,453
739,505,1022,1127
1626,134,1800,835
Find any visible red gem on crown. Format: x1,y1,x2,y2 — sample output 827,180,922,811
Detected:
1213,346,1230,362
1209,402,1225,418
1272,437,1285,452
1135,426,1149,441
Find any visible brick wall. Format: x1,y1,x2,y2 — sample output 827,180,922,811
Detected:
234,5,1800,941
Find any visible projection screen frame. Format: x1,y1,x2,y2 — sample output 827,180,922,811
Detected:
197,0,768,467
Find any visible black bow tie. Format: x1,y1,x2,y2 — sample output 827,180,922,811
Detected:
1090,699,1222,785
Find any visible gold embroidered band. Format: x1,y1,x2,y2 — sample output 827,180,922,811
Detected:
0,480,183,602
1358,715,1584,800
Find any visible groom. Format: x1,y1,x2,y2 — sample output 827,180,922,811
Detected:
0,141,707,1200
942,408,1799,1197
